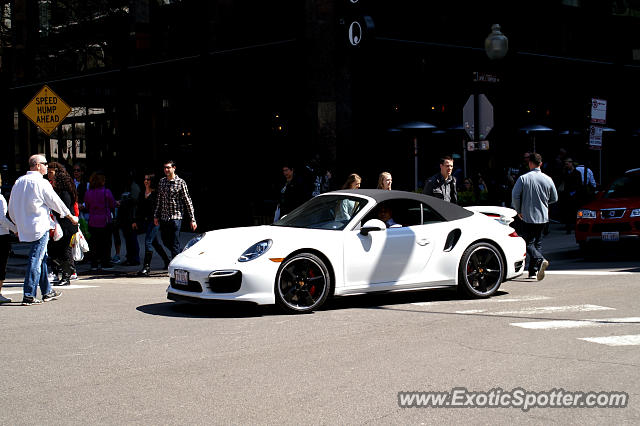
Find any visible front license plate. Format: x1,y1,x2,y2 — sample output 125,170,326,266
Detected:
175,269,189,285
602,231,619,242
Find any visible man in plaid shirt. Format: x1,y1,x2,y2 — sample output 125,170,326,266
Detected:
154,160,197,260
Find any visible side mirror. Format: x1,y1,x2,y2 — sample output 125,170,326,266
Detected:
360,219,386,236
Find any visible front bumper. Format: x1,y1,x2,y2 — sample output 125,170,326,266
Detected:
166,258,278,305
576,219,640,243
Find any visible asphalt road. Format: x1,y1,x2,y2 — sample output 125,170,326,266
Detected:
1,239,639,424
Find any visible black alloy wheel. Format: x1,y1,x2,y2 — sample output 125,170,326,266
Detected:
458,242,504,298
275,253,331,314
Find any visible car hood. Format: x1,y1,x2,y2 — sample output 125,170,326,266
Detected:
582,197,640,210
177,225,338,263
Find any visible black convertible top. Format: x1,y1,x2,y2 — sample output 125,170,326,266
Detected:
327,189,474,222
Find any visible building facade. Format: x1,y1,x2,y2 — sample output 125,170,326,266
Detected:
1,0,639,228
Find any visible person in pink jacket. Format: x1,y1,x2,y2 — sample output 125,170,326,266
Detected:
84,172,117,271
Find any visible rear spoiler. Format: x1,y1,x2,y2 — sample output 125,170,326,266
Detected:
465,205,517,226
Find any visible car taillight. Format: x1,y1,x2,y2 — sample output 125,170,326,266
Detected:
509,231,519,237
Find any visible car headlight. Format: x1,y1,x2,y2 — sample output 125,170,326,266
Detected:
577,209,596,219
631,209,640,217
238,239,272,262
182,234,204,252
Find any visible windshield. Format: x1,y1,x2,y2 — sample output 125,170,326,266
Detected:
273,195,369,230
604,175,640,198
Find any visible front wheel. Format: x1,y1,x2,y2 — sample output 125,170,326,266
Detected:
275,253,332,314
458,242,504,298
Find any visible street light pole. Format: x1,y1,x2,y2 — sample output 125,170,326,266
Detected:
413,136,418,191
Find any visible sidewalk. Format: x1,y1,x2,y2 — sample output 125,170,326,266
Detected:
5,231,198,280
536,223,581,261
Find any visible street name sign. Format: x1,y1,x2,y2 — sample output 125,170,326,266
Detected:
22,85,71,135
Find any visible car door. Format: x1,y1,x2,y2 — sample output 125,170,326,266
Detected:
342,200,447,291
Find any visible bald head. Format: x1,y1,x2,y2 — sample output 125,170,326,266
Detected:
28,154,48,175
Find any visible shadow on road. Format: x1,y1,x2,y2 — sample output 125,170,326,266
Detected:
136,301,273,318
322,287,490,311
136,288,514,318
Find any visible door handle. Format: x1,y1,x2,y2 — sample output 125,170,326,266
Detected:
417,238,430,246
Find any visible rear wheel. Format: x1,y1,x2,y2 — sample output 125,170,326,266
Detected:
458,242,504,298
275,253,331,314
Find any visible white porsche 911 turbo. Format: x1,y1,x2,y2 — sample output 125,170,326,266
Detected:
167,189,526,313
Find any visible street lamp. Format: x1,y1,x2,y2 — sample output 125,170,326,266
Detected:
519,124,553,152
485,24,508,60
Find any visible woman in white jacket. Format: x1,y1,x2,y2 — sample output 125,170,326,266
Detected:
0,174,18,303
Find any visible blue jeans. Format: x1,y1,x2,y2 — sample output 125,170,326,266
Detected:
522,222,545,274
160,219,182,259
24,233,52,299
145,221,161,252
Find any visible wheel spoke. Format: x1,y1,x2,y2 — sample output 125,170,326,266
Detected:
283,284,298,300
282,267,296,281
302,290,317,306
470,254,481,269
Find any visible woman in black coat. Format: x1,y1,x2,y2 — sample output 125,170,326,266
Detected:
132,173,170,276
48,163,79,286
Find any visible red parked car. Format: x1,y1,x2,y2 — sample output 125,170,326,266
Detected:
576,168,640,254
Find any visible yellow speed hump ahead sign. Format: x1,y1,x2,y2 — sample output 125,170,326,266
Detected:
22,85,71,135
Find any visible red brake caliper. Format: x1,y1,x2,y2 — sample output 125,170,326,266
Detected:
308,268,316,296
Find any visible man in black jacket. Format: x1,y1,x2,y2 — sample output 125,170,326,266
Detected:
275,164,310,221
423,156,458,204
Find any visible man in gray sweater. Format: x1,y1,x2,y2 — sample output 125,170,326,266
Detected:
511,152,558,280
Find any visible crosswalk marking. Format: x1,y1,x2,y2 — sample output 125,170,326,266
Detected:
579,335,640,346
511,317,640,330
456,304,615,315
1,284,98,295
411,295,550,307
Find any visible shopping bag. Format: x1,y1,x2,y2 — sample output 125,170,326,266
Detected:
71,237,84,261
77,229,90,253
51,219,63,241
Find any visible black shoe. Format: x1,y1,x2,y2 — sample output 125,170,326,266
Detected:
42,290,62,302
137,266,151,276
55,278,71,286
21,296,43,306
